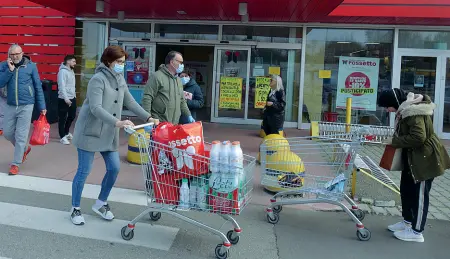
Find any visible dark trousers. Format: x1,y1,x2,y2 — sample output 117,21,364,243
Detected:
58,98,76,139
400,170,433,233
263,120,279,135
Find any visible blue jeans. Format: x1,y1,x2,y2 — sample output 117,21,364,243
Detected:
72,148,120,207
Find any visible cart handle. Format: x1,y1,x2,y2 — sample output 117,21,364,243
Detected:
124,122,154,134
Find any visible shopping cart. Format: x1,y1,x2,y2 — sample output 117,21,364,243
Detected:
260,134,372,241
121,123,256,259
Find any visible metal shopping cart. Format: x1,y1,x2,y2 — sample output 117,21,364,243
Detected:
121,123,256,259
260,134,372,241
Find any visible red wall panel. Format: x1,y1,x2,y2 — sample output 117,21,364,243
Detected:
0,0,75,82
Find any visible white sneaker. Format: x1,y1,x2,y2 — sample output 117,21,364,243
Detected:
60,136,70,145
92,203,114,221
70,208,85,225
394,228,424,242
66,133,73,140
388,221,411,232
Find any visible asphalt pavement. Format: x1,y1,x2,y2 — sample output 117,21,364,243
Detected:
0,173,449,259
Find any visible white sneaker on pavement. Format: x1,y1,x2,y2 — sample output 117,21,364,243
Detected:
388,221,411,232
394,228,424,242
92,203,114,221
70,208,85,225
60,136,70,145
66,133,73,140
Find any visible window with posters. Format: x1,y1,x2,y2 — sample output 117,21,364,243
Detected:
303,28,393,126
122,44,154,105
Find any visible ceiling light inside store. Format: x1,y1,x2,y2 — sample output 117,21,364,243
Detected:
96,0,104,13
239,2,248,16
118,11,125,21
337,41,351,44
177,10,187,15
366,42,380,45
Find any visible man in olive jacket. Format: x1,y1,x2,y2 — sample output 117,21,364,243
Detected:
142,51,193,125
378,89,450,243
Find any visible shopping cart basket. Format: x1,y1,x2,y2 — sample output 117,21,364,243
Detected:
260,134,372,241
121,123,256,259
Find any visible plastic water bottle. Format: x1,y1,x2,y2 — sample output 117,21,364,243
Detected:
179,178,190,210
197,176,207,210
189,178,198,208
230,141,244,175
219,141,231,174
209,141,221,173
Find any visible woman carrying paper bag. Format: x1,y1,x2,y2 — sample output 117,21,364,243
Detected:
378,89,450,243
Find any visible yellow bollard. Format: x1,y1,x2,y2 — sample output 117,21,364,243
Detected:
351,168,357,199
345,97,352,133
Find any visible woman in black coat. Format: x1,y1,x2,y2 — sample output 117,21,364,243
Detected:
179,72,204,124
262,74,286,135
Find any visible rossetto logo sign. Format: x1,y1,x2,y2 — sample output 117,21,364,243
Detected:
336,57,380,111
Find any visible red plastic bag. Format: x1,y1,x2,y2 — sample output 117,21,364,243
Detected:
29,114,50,146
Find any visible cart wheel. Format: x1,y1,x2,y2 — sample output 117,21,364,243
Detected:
267,213,280,224
149,212,162,221
215,244,229,259
121,226,134,241
352,209,365,221
357,228,371,241
226,230,240,245
272,205,282,213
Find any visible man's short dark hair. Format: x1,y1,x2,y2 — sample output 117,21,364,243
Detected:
64,55,76,64
165,51,181,65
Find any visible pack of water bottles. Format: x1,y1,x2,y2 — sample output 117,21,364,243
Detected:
176,140,255,215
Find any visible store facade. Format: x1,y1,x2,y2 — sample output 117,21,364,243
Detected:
75,21,450,137
27,0,450,138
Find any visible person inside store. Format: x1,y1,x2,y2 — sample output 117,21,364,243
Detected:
70,45,159,225
142,51,193,125
262,74,286,135
378,88,450,242
179,71,204,124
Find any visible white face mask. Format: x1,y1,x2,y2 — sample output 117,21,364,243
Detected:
181,76,190,86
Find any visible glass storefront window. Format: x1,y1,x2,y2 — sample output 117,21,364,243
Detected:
399,30,450,50
303,28,394,126
222,26,296,43
110,23,151,38
75,21,106,105
248,48,300,122
154,24,218,40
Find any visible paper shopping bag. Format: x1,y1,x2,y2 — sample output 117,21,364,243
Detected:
379,145,403,171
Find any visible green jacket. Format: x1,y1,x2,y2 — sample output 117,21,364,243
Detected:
142,64,191,124
392,93,450,182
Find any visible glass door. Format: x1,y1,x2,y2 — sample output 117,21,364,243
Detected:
438,57,450,139
121,43,156,115
211,47,251,123
398,52,440,130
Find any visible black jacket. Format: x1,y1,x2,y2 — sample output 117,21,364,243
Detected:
179,78,204,124
263,89,286,129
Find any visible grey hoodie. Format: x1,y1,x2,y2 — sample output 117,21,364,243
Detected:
57,63,76,100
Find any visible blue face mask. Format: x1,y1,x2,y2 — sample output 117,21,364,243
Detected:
181,76,190,86
176,63,184,74
113,63,124,73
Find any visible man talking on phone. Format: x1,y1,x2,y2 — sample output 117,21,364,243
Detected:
0,44,46,175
